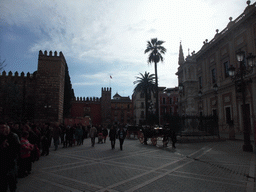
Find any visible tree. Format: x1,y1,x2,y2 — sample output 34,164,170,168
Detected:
133,72,155,124
144,38,166,125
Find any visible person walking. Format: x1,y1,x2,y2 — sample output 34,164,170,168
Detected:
170,130,177,148
41,124,50,156
52,123,61,151
89,126,97,147
102,127,108,143
75,125,83,145
117,126,126,150
109,126,116,149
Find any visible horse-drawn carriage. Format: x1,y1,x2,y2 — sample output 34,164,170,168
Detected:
126,125,141,139
138,125,174,147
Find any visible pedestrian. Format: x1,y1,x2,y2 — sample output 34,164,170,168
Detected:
102,127,108,143
52,123,61,151
97,125,102,144
41,131,49,156
109,126,116,149
89,126,97,147
117,126,126,150
62,125,67,148
81,125,86,144
170,130,177,148
19,131,34,178
0,122,20,192
75,125,83,145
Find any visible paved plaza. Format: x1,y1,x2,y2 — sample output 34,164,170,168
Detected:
16,138,256,192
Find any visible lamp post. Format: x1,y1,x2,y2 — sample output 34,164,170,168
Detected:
228,50,255,152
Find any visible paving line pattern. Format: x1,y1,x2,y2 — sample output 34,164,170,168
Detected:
16,139,255,192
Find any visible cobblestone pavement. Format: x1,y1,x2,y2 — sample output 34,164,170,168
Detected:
16,138,256,192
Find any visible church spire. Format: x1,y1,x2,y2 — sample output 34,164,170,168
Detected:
178,41,185,65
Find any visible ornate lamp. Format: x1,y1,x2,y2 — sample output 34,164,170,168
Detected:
198,90,202,97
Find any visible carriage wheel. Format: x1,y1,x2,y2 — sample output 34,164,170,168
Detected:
151,137,157,146
138,133,144,144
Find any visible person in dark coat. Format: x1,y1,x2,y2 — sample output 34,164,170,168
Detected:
170,130,177,148
109,126,116,149
102,127,108,143
117,126,126,150
0,123,20,192
66,126,74,147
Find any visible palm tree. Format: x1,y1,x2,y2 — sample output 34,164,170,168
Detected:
144,38,166,125
133,72,155,124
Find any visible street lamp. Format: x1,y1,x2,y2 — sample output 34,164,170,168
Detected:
198,90,202,98
178,83,184,92
228,50,255,152
213,83,218,93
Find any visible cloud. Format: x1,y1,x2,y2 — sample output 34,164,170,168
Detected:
0,0,248,97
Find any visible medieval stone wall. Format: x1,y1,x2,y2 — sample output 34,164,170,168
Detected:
0,50,68,123
0,71,37,122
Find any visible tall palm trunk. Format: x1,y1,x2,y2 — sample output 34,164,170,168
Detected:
145,88,149,123
154,61,159,125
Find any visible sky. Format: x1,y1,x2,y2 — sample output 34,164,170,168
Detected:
0,0,253,98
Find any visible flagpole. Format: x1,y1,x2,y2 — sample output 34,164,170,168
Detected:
109,75,112,88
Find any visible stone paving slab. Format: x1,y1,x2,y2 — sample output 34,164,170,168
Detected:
16,139,255,192
133,174,247,192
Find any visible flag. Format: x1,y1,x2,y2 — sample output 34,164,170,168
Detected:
110,75,112,79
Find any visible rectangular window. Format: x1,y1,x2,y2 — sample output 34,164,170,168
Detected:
140,93,144,98
199,76,202,89
140,111,144,118
223,61,229,78
163,98,166,104
169,98,172,104
212,109,217,116
211,68,216,84
141,102,144,108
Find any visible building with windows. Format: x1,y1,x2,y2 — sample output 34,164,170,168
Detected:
111,93,132,125
132,87,178,125
159,87,179,125
132,90,155,125
176,1,256,137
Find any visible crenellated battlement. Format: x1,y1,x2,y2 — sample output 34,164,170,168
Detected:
39,50,64,57
102,87,111,92
73,96,100,102
0,70,37,79
38,50,66,64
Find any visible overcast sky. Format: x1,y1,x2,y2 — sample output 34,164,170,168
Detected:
0,0,252,98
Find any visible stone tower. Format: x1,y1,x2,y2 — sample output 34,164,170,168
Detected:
101,87,111,126
35,50,66,123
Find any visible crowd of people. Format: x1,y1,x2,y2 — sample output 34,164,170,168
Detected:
0,121,128,192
